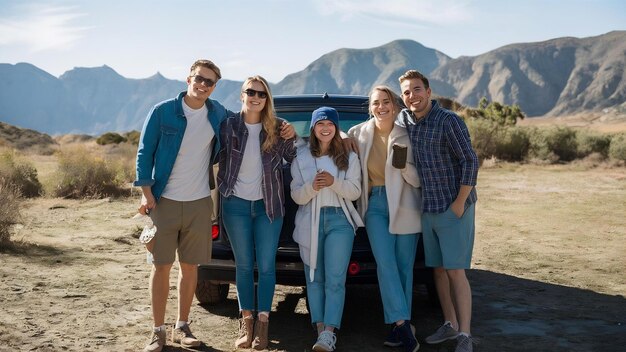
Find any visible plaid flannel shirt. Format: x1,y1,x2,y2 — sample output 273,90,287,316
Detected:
217,112,296,221
401,100,479,214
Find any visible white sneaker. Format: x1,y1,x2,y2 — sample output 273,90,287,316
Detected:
313,330,337,352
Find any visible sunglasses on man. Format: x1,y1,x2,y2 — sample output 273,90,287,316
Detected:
243,88,268,99
191,75,216,87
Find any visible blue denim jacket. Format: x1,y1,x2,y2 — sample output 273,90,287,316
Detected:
134,91,229,202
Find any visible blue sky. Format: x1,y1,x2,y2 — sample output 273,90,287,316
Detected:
0,0,624,83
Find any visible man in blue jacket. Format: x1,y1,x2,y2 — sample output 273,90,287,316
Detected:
134,59,228,352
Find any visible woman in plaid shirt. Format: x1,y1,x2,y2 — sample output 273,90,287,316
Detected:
217,75,296,350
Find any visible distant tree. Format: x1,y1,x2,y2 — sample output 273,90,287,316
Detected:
124,130,140,146
96,132,127,145
461,97,525,126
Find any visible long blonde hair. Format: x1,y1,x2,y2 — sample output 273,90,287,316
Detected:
241,75,277,152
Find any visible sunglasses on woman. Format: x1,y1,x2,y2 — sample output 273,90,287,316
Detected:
191,75,216,87
243,88,268,99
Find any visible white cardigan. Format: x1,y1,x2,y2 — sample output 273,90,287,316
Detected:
290,144,364,281
348,118,422,234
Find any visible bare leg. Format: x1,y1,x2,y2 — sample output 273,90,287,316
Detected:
151,263,173,326
177,262,198,322
434,267,459,329
447,269,472,334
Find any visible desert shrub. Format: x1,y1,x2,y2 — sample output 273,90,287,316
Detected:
608,133,626,162
466,118,500,161
96,132,127,145
103,143,137,184
494,126,531,162
0,150,43,197
124,130,141,146
529,126,578,162
52,146,129,198
576,130,611,159
0,181,21,246
461,97,525,126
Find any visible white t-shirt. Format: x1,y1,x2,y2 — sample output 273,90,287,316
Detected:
161,100,214,201
315,155,341,207
233,122,263,201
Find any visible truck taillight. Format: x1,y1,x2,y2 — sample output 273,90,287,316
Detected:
211,225,219,240
348,261,360,276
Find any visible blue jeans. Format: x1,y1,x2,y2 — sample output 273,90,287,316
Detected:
222,196,283,312
365,186,418,324
304,207,354,329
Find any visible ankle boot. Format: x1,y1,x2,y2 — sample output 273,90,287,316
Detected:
235,316,254,348
251,319,269,350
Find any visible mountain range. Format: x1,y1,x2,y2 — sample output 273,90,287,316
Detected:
1,31,624,135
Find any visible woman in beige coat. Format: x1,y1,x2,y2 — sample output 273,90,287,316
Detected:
347,85,422,352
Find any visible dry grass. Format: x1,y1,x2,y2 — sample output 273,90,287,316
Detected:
474,162,626,295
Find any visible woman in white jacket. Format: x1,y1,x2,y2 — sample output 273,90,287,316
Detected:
347,86,422,352
291,107,363,352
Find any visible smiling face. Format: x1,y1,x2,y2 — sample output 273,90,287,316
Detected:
400,77,432,118
241,80,268,114
313,120,336,146
369,89,396,122
186,66,218,106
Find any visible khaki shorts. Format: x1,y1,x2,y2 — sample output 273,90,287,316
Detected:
148,196,213,265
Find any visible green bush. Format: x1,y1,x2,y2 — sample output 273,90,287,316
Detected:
52,146,129,198
0,150,43,197
609,133,626,162
529,126,578,162
495,126,530,162
124,130,141,146
466,118,500,161
576,130,611,158
0,181,21,246
96,132,127,145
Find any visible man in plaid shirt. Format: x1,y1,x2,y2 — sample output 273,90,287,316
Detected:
398,70,479,352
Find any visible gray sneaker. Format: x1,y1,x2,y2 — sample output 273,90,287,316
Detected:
172,324,201,348
143,328,166,352
425,322,459,344
454,334,473,352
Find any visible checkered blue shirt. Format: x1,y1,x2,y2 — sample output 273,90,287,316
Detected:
400,100,478,214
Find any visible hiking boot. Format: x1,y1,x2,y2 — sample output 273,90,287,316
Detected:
454,334,473,352
312,330,337,352
235,316,255,348
172,324,201,348
384,323,416,347
396,321,420,352
251,319,269,350
425,322,459,344
143,328,166,352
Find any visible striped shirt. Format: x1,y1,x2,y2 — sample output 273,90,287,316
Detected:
217,112,296,222
400,100,479,213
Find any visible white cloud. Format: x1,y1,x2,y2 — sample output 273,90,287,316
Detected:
315,0,473,25
0,4,91,52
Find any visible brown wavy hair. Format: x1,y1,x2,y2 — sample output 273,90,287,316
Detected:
241,75,277,152
309,122,349,171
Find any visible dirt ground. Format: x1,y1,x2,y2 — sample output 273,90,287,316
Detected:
1,164,625,352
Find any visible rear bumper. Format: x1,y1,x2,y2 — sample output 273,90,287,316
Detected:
198,258,431,287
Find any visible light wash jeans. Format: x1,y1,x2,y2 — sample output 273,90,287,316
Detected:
222,195,283,312
365,186,418,324
304,207,355,329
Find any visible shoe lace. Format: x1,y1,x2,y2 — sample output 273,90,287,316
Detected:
319,331,337,349
178,324,196,338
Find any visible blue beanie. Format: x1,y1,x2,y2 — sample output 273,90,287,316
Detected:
310,106,339,131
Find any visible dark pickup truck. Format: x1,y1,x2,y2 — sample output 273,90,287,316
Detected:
196,93,435,305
